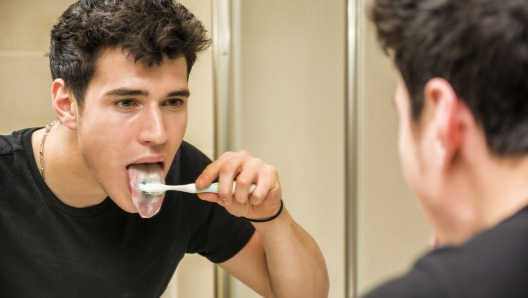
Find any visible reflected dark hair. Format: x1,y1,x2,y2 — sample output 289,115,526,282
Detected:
49,0,211,109
372,0,528,156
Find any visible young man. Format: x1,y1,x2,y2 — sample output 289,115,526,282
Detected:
363,0,528,297
0,1,328,297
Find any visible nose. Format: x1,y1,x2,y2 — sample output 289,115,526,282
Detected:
138,106,168,145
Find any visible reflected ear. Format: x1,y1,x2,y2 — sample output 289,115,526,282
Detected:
51,79,78,130
424,78,461,169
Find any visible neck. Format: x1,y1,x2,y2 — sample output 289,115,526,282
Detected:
474,155,528,226
32,123,107,208
434,153,528,246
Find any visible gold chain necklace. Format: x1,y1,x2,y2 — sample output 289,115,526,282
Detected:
39,120,58,181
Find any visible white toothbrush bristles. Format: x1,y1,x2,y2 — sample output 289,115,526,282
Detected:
139,182,167,194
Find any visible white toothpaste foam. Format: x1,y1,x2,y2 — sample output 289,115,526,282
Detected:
128,163,165,218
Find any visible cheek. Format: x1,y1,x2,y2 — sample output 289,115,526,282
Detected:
80,118,116,148
169,113,188,140
78,115,127,171
397,117,413,169
176,114,187,133
398,121,422,194
398,129,413,181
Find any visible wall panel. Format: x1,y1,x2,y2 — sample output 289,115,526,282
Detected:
234,0,346,296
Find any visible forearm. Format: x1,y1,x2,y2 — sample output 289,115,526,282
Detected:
196,151,328,296
254,207,329,298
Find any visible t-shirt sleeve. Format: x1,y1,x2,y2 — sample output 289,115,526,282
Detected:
361,259,446,298
174,141,256,264
185,200,255,263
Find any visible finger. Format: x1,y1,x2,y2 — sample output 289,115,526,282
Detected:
218,155,247,205
234,173,255,205
195,151,237,188
233,157,263,204
218,150,252,205
248,164,278,205
248,185,266,206
197,192,219,203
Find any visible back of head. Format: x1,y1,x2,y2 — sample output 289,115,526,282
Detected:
372,0,528,156
49,0,211,109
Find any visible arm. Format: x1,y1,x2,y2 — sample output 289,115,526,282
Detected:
196,151,329,298
220,208,328,298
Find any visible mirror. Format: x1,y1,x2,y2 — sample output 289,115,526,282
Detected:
0,0,429,297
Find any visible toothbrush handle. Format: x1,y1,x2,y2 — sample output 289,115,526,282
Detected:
196,182,256,194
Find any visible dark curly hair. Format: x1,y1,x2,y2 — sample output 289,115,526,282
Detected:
49,0,211,110
372,0,528,156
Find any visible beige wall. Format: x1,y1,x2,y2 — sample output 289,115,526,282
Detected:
0,0,69,134
233,0,346,297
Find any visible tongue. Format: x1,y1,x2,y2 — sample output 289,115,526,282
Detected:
128,163,165,218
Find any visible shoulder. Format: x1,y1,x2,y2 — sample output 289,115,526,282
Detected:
361,259,447,298
424,209,528,296
166,141,213,185
0,128,33,156
364,208,528,298
434,207,528,278
179,141,212,167
439,207,528,286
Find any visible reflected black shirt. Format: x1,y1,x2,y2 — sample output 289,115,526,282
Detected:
0,128,255,297
362,205,528,298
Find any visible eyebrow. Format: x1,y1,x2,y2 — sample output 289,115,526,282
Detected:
104,88,190,97
168,90,191,97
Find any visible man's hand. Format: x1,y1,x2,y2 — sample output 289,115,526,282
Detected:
195,150,282,220
196,150,329,297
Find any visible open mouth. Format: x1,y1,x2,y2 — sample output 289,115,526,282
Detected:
127,162,166,218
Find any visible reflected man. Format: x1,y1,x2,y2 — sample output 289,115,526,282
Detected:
364,0,528,297
0,0,328,297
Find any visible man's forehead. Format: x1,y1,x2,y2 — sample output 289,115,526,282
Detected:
94,47,188,75
84,49,190,100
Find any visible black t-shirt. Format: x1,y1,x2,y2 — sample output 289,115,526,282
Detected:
0,128,255,297
362,205,528,298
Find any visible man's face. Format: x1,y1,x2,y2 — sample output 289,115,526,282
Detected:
75,48,189,214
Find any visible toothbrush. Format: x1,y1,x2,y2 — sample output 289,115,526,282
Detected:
139,181,256,195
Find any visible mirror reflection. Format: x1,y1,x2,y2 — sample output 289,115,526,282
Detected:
0,0,434,297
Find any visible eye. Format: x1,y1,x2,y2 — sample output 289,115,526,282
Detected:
116,99,136,108
165,99,184,107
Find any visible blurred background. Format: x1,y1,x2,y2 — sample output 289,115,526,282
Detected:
0,0,430,297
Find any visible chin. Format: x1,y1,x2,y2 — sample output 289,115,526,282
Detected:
120,203,140,214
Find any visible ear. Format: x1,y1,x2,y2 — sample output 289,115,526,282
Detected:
51,79,78,130
424,78,462,169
